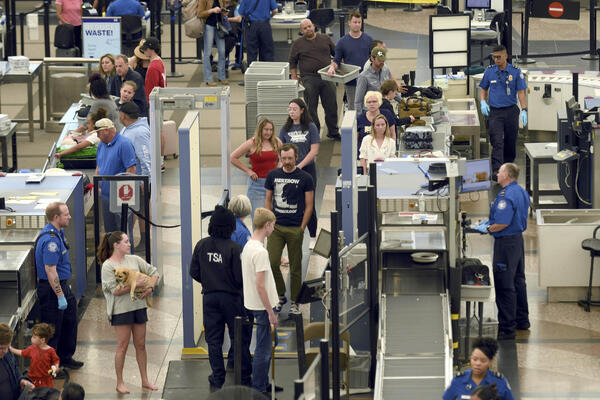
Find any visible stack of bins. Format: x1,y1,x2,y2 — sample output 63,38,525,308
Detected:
244,63,288,139
257,80,305,133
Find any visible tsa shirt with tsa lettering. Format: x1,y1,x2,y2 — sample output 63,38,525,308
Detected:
189,236,243,295
479,64,527,108
489,181,530,237
35,223,71,281
442,369,515,400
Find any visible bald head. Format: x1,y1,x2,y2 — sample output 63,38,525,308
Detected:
300,19,315,39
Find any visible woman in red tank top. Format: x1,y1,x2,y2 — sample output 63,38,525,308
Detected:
231,118,282,218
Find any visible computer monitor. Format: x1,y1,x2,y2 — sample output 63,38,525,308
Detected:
466,0,491,9
461,158,491,193
312,229,331,258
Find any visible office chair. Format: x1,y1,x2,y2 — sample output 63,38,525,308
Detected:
121,15,144,57
436,4,452,14
294,1,308,13
470,12,504,66
579,225,600,311
308,8,335,34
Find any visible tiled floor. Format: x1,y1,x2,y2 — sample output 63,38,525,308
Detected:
4,6,600,399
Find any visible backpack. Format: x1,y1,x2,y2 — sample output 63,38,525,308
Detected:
54,24,76,49
182,0,205,38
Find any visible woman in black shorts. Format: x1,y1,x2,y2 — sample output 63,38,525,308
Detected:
98,231,160,394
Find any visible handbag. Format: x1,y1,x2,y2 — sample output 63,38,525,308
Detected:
216,17,230,39
184,17,205,38
398,95,431,127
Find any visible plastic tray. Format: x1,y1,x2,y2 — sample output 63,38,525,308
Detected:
318,63,360,84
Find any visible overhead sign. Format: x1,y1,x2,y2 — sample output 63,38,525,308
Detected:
82,17,121,59
530,0,579,20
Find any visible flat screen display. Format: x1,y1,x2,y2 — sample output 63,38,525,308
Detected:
466,0,491,9
462,159,491,193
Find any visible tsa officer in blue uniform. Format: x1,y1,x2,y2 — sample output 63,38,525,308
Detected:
475,163,531,340
479,45,528,178
35,202,84,370
443,337,515,400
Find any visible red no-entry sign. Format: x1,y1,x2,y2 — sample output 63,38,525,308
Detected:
548,2,564,18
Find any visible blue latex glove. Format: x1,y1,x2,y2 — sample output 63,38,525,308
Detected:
57,295,67,310
520,109,527,126
480,100,490,116
473,220,490,234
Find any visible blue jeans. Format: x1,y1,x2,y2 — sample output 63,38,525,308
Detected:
251,310,278,392
203,24,226,83
101,196,134,252
246,177,266,220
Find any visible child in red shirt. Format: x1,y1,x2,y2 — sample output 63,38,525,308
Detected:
11,323,60,387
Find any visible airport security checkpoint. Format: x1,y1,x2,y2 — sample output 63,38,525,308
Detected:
1,0,600,398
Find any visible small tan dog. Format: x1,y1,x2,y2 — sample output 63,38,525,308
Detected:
114,267,153,307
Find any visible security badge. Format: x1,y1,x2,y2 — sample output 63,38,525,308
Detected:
47,242,58,253
508,75,513,81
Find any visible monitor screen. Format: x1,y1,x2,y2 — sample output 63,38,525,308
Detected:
461,159,491,193
466,0,491,9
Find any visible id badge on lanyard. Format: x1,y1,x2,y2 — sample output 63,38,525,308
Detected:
497,70,510,95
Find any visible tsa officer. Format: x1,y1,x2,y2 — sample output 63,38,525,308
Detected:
189,206,252,389
479,45,527,179
35,202,84,370
474,163,530,340
443,338,515,400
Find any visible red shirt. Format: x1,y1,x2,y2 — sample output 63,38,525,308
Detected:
145,59,166,101
21,345,60,387
249,149,278,178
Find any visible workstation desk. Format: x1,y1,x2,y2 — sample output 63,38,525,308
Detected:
0,62,44,142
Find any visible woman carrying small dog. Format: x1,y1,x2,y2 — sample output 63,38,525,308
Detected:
98,231,159,394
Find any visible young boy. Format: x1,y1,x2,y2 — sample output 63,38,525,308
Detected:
11,323,60,387
241,208,279,396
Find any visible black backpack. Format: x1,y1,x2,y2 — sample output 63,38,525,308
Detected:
54,24,76,49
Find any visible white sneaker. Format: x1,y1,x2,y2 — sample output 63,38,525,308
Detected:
288,302,300,317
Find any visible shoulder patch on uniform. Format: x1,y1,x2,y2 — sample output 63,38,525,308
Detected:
494,371,505,379
455,370,466,377
520,72,524,79
498,200,507,210
47,242,58,253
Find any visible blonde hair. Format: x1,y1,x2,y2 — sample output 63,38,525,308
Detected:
253,118,279,156
370,114,391,142
253,208,276,229
364,91,383,107
0,323,13,345
45,202,66,221
98,54,116,78
229,195,252,218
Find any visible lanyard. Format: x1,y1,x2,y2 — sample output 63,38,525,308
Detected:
496,68,510,95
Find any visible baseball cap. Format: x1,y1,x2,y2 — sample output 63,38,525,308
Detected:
139,37,160,52
93,118,114,131
119,101,139,119
371,46,387,61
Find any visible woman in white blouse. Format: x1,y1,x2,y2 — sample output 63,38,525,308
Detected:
359,113,396,173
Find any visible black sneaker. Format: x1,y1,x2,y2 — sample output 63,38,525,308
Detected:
54,369,68,380
327,131,341,141
516,322,531,330
61,358,84,369
266,383,284,392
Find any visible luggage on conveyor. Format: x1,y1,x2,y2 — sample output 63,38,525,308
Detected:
163,120,179,159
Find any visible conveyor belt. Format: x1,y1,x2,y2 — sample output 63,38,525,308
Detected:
376,269,451,399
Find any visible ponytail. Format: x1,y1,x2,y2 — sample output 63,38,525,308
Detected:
96,231,125,264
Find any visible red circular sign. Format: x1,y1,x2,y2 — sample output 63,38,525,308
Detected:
118,184,133,201
548,2,564,18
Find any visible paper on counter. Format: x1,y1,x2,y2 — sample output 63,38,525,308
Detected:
37,198,61,204
29,192,59,196
34,204,48,210
6,199,36,205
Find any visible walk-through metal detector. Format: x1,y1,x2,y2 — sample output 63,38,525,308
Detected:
149,87,231,354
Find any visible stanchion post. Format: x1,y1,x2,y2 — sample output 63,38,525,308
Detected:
367,182,378,388
93,177,101,283
329,210,340,400
121,203,128,233
19,13,24,55
177,7,183,62
167,3,183,77
519,0,536,64
319,339,329,400
143,176,151,263
338,14,344,37
44,0,50,57
294,379,304,400
234,316,242,385
582,0,599,60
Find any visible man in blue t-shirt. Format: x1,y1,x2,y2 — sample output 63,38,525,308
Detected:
327,11,373,111
35,202,84,370
106,0,145,17
479,45,527,178
94,118,137,244
264,143,314,317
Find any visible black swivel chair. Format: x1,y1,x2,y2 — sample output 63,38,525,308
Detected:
470,12,505,66
121,15,143,57
579,226,600,312
308,8,335,34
